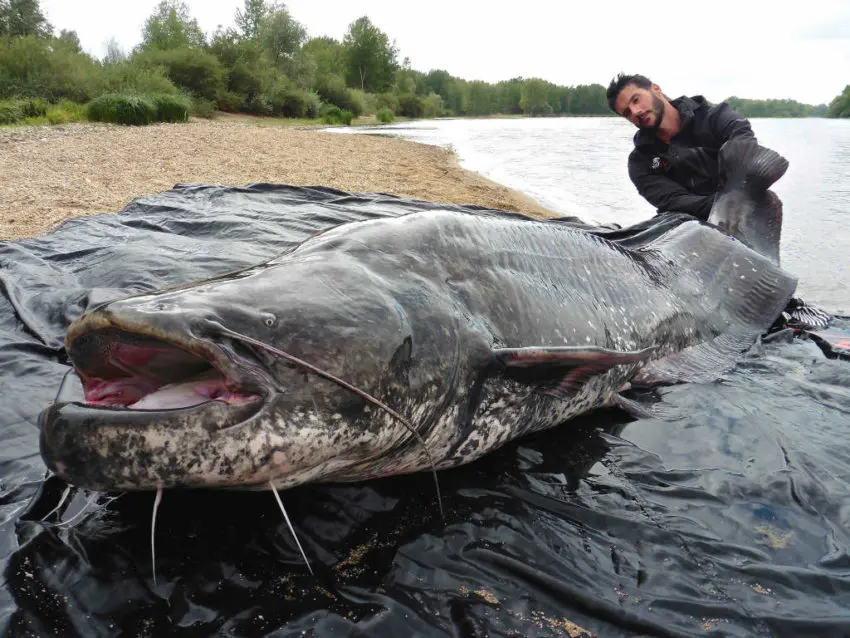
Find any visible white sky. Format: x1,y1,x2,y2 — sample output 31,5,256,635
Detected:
41,0,850,105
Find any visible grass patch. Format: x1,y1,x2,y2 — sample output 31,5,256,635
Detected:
150,93,190,123
321,105,354,126
86,93,191,125
87,93,156,125
1,98,88,127
0,100,24,124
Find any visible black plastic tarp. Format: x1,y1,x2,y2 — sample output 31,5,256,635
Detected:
2,184,850,637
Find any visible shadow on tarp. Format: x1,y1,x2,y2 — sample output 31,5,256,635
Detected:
2,184,850,637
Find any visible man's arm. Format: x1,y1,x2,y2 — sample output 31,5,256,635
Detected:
628,161,714,220
710,103,756,144
711,103,763,185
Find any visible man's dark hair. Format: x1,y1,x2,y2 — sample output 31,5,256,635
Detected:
606,73,652,113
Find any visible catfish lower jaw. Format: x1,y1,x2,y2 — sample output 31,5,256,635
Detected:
39,397,267,489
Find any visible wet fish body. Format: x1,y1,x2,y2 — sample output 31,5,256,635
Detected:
39,146,796,492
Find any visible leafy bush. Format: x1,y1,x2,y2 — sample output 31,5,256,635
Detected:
304,91,322,118
100,61,179,96
315,74,362,116
376,92,399,113
216,91,244,113
423,92,442,118
268,85,320,118
321,105,354,125
0,35,101,103
0,100,24,124
14,100,87,126
827,85,850,118
226,57,271,96
56,99,88,120
0,98,52,124
20,98,48,117
191,98,216,119
44,101,86,125
87,93,157,125
354,89,377,115
243,95,272,116
376,107,394,123
150,93,190,122
397,93,425,118
135,48,226,101
267,81,295,116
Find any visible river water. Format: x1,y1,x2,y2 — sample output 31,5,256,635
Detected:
333,117,850,314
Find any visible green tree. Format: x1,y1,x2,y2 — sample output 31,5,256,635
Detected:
259,4,306,69
551,85,571,114
827,85,850,118
467,81,495,115
395,62,426,96
55,29,82,53
235,0,269,41
343,16,398,92
496,78,523,114
570,83,607,114
0,0,51,38
303,36,346,80
726,95,828,118
135,47,225,100
520,78,552,115
0,34,100,101
209,27,270,98
140,0,206,51
442,78,468,115
422,69,452,98
103,37,127,65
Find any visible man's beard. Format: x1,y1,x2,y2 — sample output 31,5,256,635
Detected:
638,94,665,131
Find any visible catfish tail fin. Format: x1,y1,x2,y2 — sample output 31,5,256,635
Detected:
709,142,789,265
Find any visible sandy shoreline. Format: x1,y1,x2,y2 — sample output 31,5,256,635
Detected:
0,118,555,240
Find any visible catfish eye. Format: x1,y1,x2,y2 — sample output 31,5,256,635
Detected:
261,313,276,327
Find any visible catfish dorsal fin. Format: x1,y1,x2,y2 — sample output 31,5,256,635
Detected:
493,345,656,400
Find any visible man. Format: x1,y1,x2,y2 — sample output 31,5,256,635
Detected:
606,73,756,221
606,73,830,330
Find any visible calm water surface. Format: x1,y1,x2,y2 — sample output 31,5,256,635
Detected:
335,117,850,313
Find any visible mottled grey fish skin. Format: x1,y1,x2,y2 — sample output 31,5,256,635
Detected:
39,204,797,492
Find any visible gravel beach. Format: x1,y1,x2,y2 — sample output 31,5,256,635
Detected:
0,116,555,240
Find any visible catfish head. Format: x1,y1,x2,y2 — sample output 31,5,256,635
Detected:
39,241,476,492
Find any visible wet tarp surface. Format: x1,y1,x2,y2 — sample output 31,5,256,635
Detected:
2,184,849,637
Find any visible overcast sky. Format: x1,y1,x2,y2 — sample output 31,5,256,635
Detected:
40,0,850,105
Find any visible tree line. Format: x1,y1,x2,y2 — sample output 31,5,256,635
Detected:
1,0,847,124
724,97,827,118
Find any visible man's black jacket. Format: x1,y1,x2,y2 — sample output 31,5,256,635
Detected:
628,95,755,220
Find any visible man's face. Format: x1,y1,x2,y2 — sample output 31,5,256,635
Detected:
614,84,666,130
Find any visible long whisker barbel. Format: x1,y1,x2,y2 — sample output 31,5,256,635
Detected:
217,327,445,521
56,491,100,528
41,485,72,521
269,481,313,575
151,487,163,587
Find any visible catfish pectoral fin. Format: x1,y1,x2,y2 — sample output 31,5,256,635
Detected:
493,345,656,399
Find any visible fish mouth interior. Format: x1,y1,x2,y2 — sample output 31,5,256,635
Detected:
69,327,263,410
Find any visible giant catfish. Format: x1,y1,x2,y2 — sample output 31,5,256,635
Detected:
40,142,796,495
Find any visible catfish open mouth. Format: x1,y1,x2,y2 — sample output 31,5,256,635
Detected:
68,327,264,411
